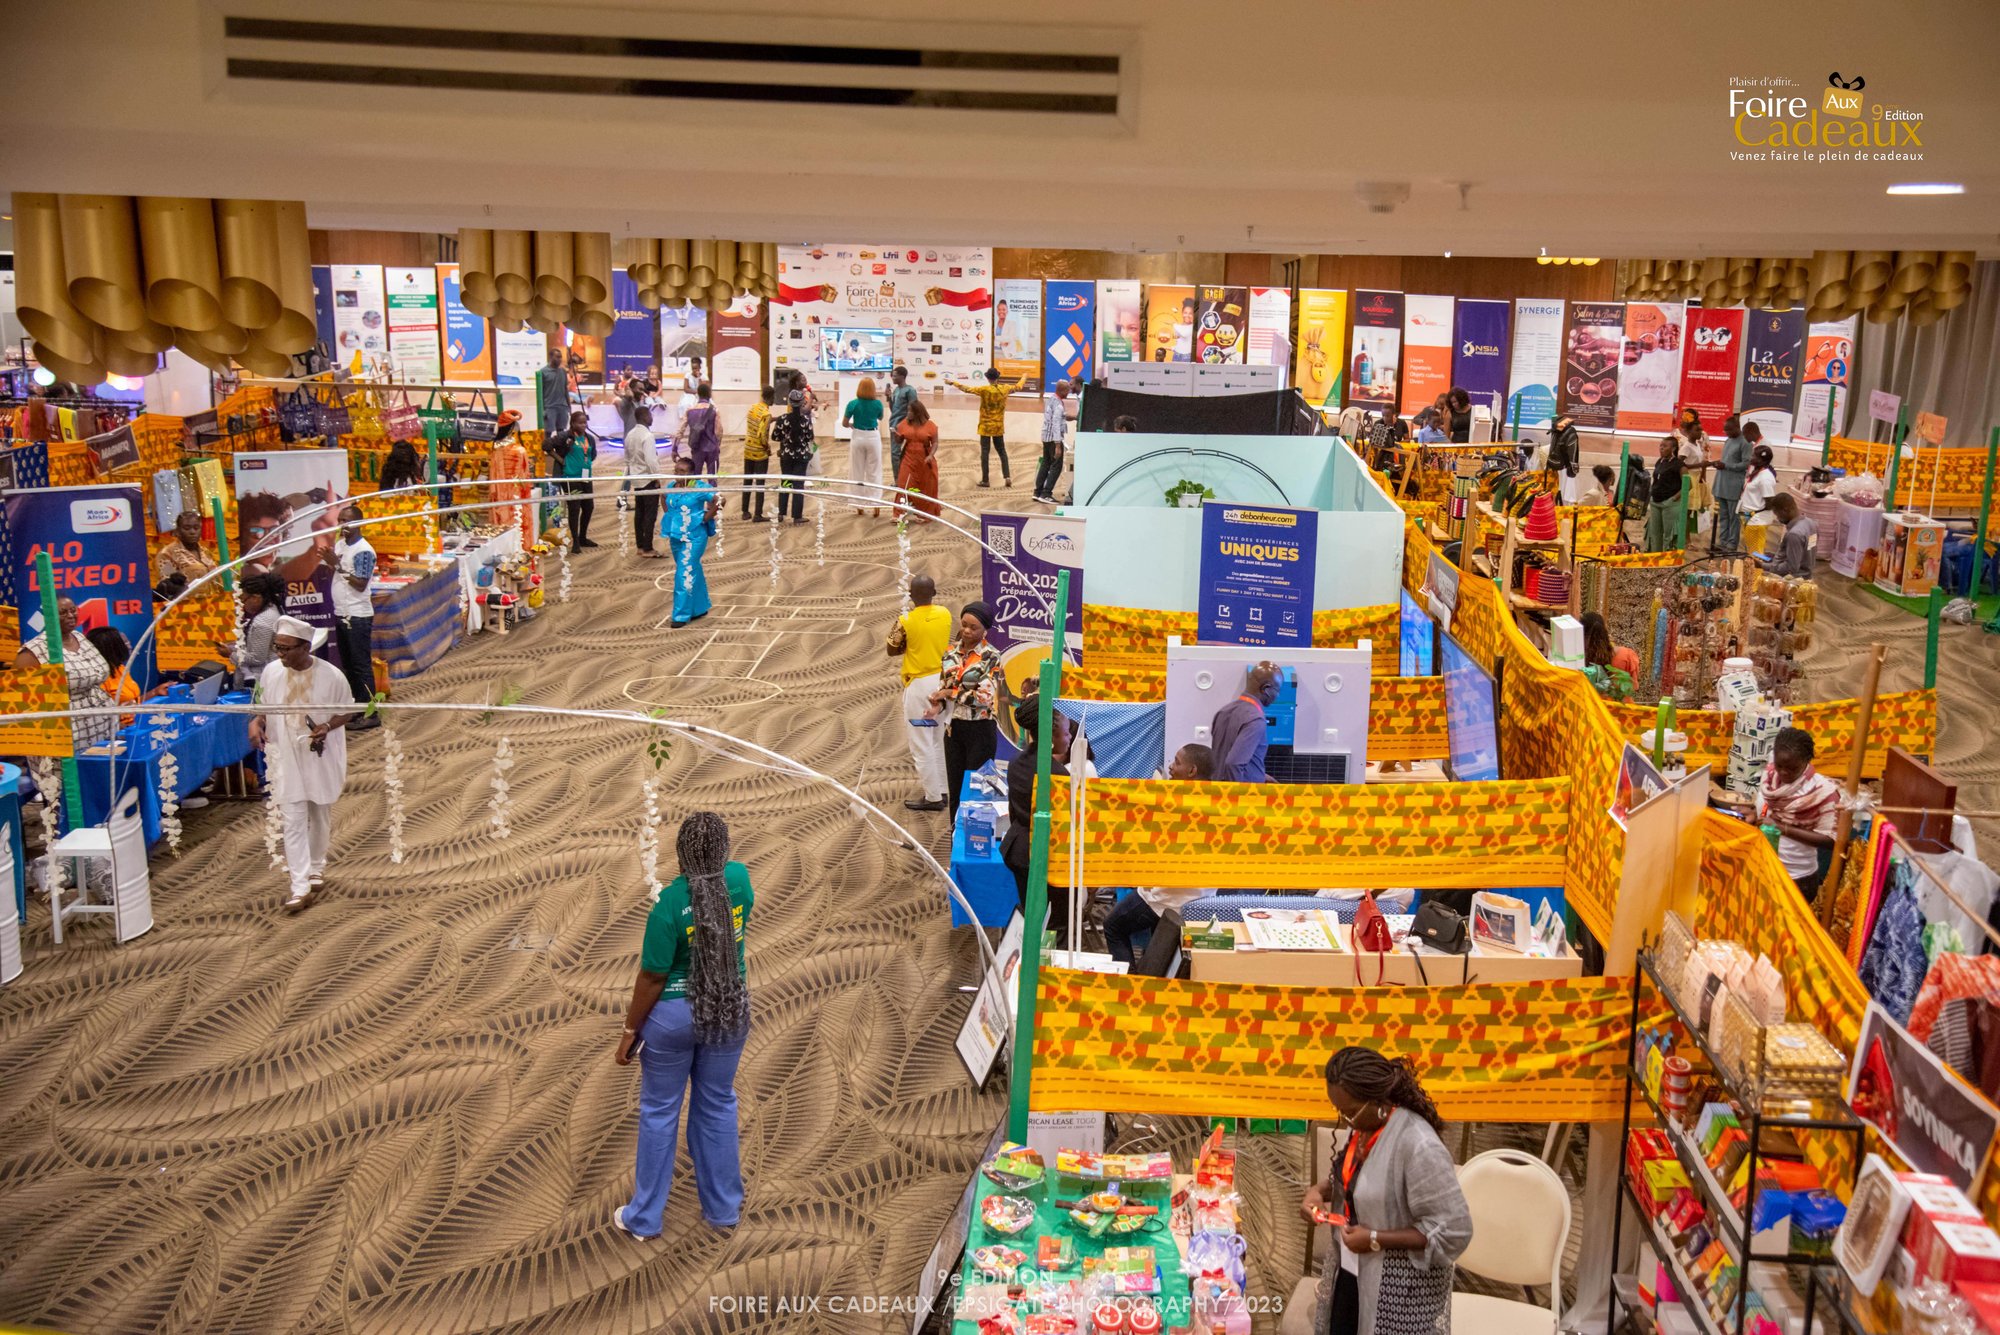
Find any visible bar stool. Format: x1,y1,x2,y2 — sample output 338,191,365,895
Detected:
44,788,153,945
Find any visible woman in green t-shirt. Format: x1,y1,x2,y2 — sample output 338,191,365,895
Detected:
842,377,887,518
614,812,754,1238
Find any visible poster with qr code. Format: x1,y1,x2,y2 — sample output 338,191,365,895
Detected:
980,512,1086,759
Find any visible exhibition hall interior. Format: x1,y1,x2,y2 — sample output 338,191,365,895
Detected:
3,2,2000,1333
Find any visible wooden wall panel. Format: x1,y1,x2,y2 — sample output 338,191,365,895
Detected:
1310,255,1615,302
307,230,438,267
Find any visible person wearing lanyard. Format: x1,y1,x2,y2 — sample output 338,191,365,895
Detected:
1209,662,1280,782
1300,1047,1472,1335
927,602,1001,819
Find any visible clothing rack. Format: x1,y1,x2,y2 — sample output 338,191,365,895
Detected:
1875,822,2000,954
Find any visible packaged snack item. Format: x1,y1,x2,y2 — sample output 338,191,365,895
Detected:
984,1147,1048,1195
1038,1234,1076,1271
1907,1217,2000,1288
973,1244,1033,1279
1837,1155,1915,1296
982,1193,1038,1236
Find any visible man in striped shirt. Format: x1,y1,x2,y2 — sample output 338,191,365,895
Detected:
950,368,1020,488
1035,379,1073,503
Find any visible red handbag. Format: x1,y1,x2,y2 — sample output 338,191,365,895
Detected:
1352,894,1393,985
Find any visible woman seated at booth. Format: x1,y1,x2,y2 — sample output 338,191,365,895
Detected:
1103,743,1214,963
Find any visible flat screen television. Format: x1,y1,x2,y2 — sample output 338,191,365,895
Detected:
818,326,896,373
1399,589,1437,677
1440,630,1501,782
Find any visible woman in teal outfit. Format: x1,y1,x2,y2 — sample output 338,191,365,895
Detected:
660,453,719,628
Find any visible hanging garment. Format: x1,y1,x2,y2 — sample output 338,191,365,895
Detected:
1859,859,1932,1025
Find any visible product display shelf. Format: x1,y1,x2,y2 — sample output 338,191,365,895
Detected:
1494,513,1579,621
1807,1268,1875,1334
1607,948,1866,1335
1618,1174,1727,1335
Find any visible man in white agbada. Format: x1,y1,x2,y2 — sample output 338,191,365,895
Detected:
250,616,360,910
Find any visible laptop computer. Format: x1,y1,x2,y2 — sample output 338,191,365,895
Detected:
190,672,225,705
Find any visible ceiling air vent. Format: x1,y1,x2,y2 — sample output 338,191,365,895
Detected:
220,16,1124,117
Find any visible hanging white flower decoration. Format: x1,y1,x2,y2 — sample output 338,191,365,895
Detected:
557,546,573,604
382,723,406,864
815,492,826,567
153,720,182,855
617,499,633,557
898,518,913,615
36,764,64,897
768,493,783,588
638,774,662,897
230,578,246,657
263,783,285,871
488,735,514,839
712,503,724,559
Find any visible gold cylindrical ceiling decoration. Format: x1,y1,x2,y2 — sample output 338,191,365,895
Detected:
461,289,497,319
1722,256,1753,286
1892,251,1938,294
57,195,146,332
688,240,716,288
100,337,163,379
757,272,777,299
527,313,564,338
1698,256,1726,290
264,200,318,354
663,294,688,310
572,287,614,338
531,296,569,327
492,230,533,304
459,228,496,303
1935,250,1974,293
115,315,176,355
662,239,689,287
493,297,534,325
172,338,232,374
1849,249,1893,294
137,196,225,332
706,279,734,310
635,286,662,311
1755,257,1783,290
32,340,105,385
214,199,285,330
628,237,661,288
710,241,738,290
188,320,251,357
492,311,525,334
572,231,611,307
761,241,778,279
234,334,295,378
1933,285,1971,314
14,193,99,363
1907,300,1944,329
1806,250,1851,312
533,230,574,306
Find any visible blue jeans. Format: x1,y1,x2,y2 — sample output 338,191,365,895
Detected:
624,995,747,1233
1712,502,1743,553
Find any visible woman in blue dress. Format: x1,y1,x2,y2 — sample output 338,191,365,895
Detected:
661,452,719,628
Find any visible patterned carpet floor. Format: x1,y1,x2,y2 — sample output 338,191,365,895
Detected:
0,453,1987,1335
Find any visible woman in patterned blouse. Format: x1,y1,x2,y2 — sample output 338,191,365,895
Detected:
928,600,1002,818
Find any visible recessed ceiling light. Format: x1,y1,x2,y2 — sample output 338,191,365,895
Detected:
1444,250,1451,258
1885,183,1964,195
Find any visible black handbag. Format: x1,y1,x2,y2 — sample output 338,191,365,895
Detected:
457,389,500,442
1412,899,1470,954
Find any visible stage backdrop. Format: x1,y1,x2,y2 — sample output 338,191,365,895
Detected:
8,484,156,687
1400,295,1454,415
1452,299,1511,423
1679,306,1746,433
1741,308,1805,443
773,244,992,388
1293,289,1348,410
1043,280,1095,387
1508,298,1564,431
1565,301,1625,430
1615,302,1686,435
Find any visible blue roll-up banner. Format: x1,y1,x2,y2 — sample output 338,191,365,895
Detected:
606,269,659,377
1451,298,1512,423
1197,501,1318,648
7,484,157,687
1043,280,1095,387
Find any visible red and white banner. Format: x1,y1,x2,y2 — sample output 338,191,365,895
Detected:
1677,306,1746,432
1400,295,1456,415
772,244,992,387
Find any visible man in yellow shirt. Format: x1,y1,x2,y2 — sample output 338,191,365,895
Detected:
740,386,772,520
890,573,956,811
950,367,1020,489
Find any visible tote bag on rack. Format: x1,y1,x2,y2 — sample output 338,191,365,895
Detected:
457,390,500,442
381,388,422,442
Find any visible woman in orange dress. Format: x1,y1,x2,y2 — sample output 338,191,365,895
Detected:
894,399,941,522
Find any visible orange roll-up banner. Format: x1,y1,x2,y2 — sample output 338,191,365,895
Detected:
1029,968,1637,1123
1050,775,1571,890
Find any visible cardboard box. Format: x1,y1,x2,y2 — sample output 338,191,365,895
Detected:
1908,1218,2000,1288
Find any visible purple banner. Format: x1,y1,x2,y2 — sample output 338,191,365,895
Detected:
980,511,1086,758
606,269,658,377
1451,299,1512,426
1739,308,1805,443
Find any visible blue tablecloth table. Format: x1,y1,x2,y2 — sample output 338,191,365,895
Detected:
947,770,1018,929
73,690,257,846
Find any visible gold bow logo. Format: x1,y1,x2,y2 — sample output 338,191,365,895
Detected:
1823,72,1865,118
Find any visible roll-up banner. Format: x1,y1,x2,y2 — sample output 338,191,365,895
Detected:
1614,302,1686,435
1508,298,1565,431
1096,280,1142,366
1678,306,1746,432
604,269,659,379
1247,287,1292,376
993,279,1043,391
384,266,442,383
1451,299,1511,425
1192,285,1250,365
329,264,389,372
1347,290,1403,410
1400,295,1455,415
710,294,765,392
1143,285,1197,364
1565,302,1625,430
1793,315,1859,445
1740,309,1805,444
8,484,156,687
1043,280,1095,386
1293,289,1348,409
436,263,492,383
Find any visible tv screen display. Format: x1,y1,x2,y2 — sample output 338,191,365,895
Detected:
1440,630,1500,782
1399,589,1436,677
818,326,896,373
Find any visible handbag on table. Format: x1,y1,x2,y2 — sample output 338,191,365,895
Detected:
1412,899,1471,954
1351,893,1394,985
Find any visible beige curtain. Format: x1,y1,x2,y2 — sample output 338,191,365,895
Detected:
1847,261,2000,446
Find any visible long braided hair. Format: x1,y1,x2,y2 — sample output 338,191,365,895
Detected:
1324,1046,1444,1133
677,812,750,1043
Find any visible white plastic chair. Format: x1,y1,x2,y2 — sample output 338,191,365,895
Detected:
44,789,153,945
1452,1147,1572,1335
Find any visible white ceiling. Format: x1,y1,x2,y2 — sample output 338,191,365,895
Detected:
5,0,1997,258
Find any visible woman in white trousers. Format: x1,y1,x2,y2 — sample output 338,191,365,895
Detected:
842,378,888,517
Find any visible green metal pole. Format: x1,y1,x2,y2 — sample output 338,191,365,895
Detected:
1924,586,1943,690
209,496,234,592
1615,441,1631,507
1971,427,1999,605
1006,568,1070,1142
1886,406,1907,511
34,550,86,831
1821,398,1835,467
1510,393,1521,442
1677,473,1692,550
425,421,441,486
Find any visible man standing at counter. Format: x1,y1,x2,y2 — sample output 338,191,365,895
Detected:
1210,661,1279,783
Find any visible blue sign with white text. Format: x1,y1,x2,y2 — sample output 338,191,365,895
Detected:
1197,501,1317,648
